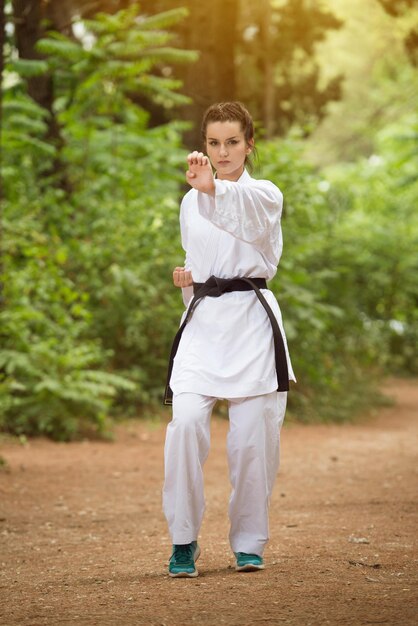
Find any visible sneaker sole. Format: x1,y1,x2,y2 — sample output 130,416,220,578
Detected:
169,569,199,578
235,563,265,572
169,545,201,578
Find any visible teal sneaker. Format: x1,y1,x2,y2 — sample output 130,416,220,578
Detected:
234,552,265,572
168,541,200,578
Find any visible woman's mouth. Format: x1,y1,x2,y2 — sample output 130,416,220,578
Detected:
218,161,230,165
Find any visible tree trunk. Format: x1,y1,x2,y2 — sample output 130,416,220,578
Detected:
13,0,54,122
178,0,238,148
0,0,5,308
259,0,275,138
12,0,73,194
212,0,237,102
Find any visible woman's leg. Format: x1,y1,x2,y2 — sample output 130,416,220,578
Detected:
227,391,287,556
162,392,217,545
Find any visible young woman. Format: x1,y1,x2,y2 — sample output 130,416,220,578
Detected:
162,102,296,577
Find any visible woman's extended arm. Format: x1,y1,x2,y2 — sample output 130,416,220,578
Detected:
183,151,282,264
197,178,283,265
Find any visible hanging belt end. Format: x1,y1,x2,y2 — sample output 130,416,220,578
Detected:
277,380,290,393
163,385,173,406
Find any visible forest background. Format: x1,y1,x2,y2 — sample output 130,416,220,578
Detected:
1,0,417,440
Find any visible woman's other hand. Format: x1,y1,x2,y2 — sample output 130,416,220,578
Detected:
186,152,215,196
173,267,193,288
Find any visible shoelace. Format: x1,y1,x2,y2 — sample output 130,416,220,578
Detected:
173,544,194,564
236,552,259,559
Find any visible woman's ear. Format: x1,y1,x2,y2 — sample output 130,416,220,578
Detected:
246,138,255,154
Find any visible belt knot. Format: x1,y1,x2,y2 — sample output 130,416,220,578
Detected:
194,275,231,298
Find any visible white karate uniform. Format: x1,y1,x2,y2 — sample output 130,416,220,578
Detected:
163,169,295,555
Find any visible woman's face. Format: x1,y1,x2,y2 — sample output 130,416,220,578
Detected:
205,121,253,181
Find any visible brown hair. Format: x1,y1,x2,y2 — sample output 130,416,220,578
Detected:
201,101,257,171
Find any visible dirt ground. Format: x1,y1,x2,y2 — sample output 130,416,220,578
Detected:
0,379,417,626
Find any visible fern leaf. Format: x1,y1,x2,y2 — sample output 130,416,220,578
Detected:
5,114,48,135
134,74,191,106
82,369,136,391
0,350,39,376
4,132,56,155
138,47,199,65
36,37,85,62
2,97,49,119
7,58,49,77
137,8,189,31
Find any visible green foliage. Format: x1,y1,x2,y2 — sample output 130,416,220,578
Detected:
309,0,418,165
35,6,197,111
2,93,53,159
1,5,191,439
3,4,416,439
324,115,418,375
257,115,418,420
1,207,136,440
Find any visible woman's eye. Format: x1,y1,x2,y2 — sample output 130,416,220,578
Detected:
208,139,239,146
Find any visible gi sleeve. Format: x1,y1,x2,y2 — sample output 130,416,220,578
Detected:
196,178,283,264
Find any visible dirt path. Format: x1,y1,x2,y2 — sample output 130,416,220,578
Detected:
1,379,417,626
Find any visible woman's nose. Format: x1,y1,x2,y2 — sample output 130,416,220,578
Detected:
219,143,228,156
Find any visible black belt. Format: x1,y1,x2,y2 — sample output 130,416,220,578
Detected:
163,275,290,405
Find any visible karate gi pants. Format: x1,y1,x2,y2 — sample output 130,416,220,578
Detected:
162,390,287,556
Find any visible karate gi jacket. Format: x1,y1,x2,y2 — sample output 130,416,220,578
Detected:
170,168,296,399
